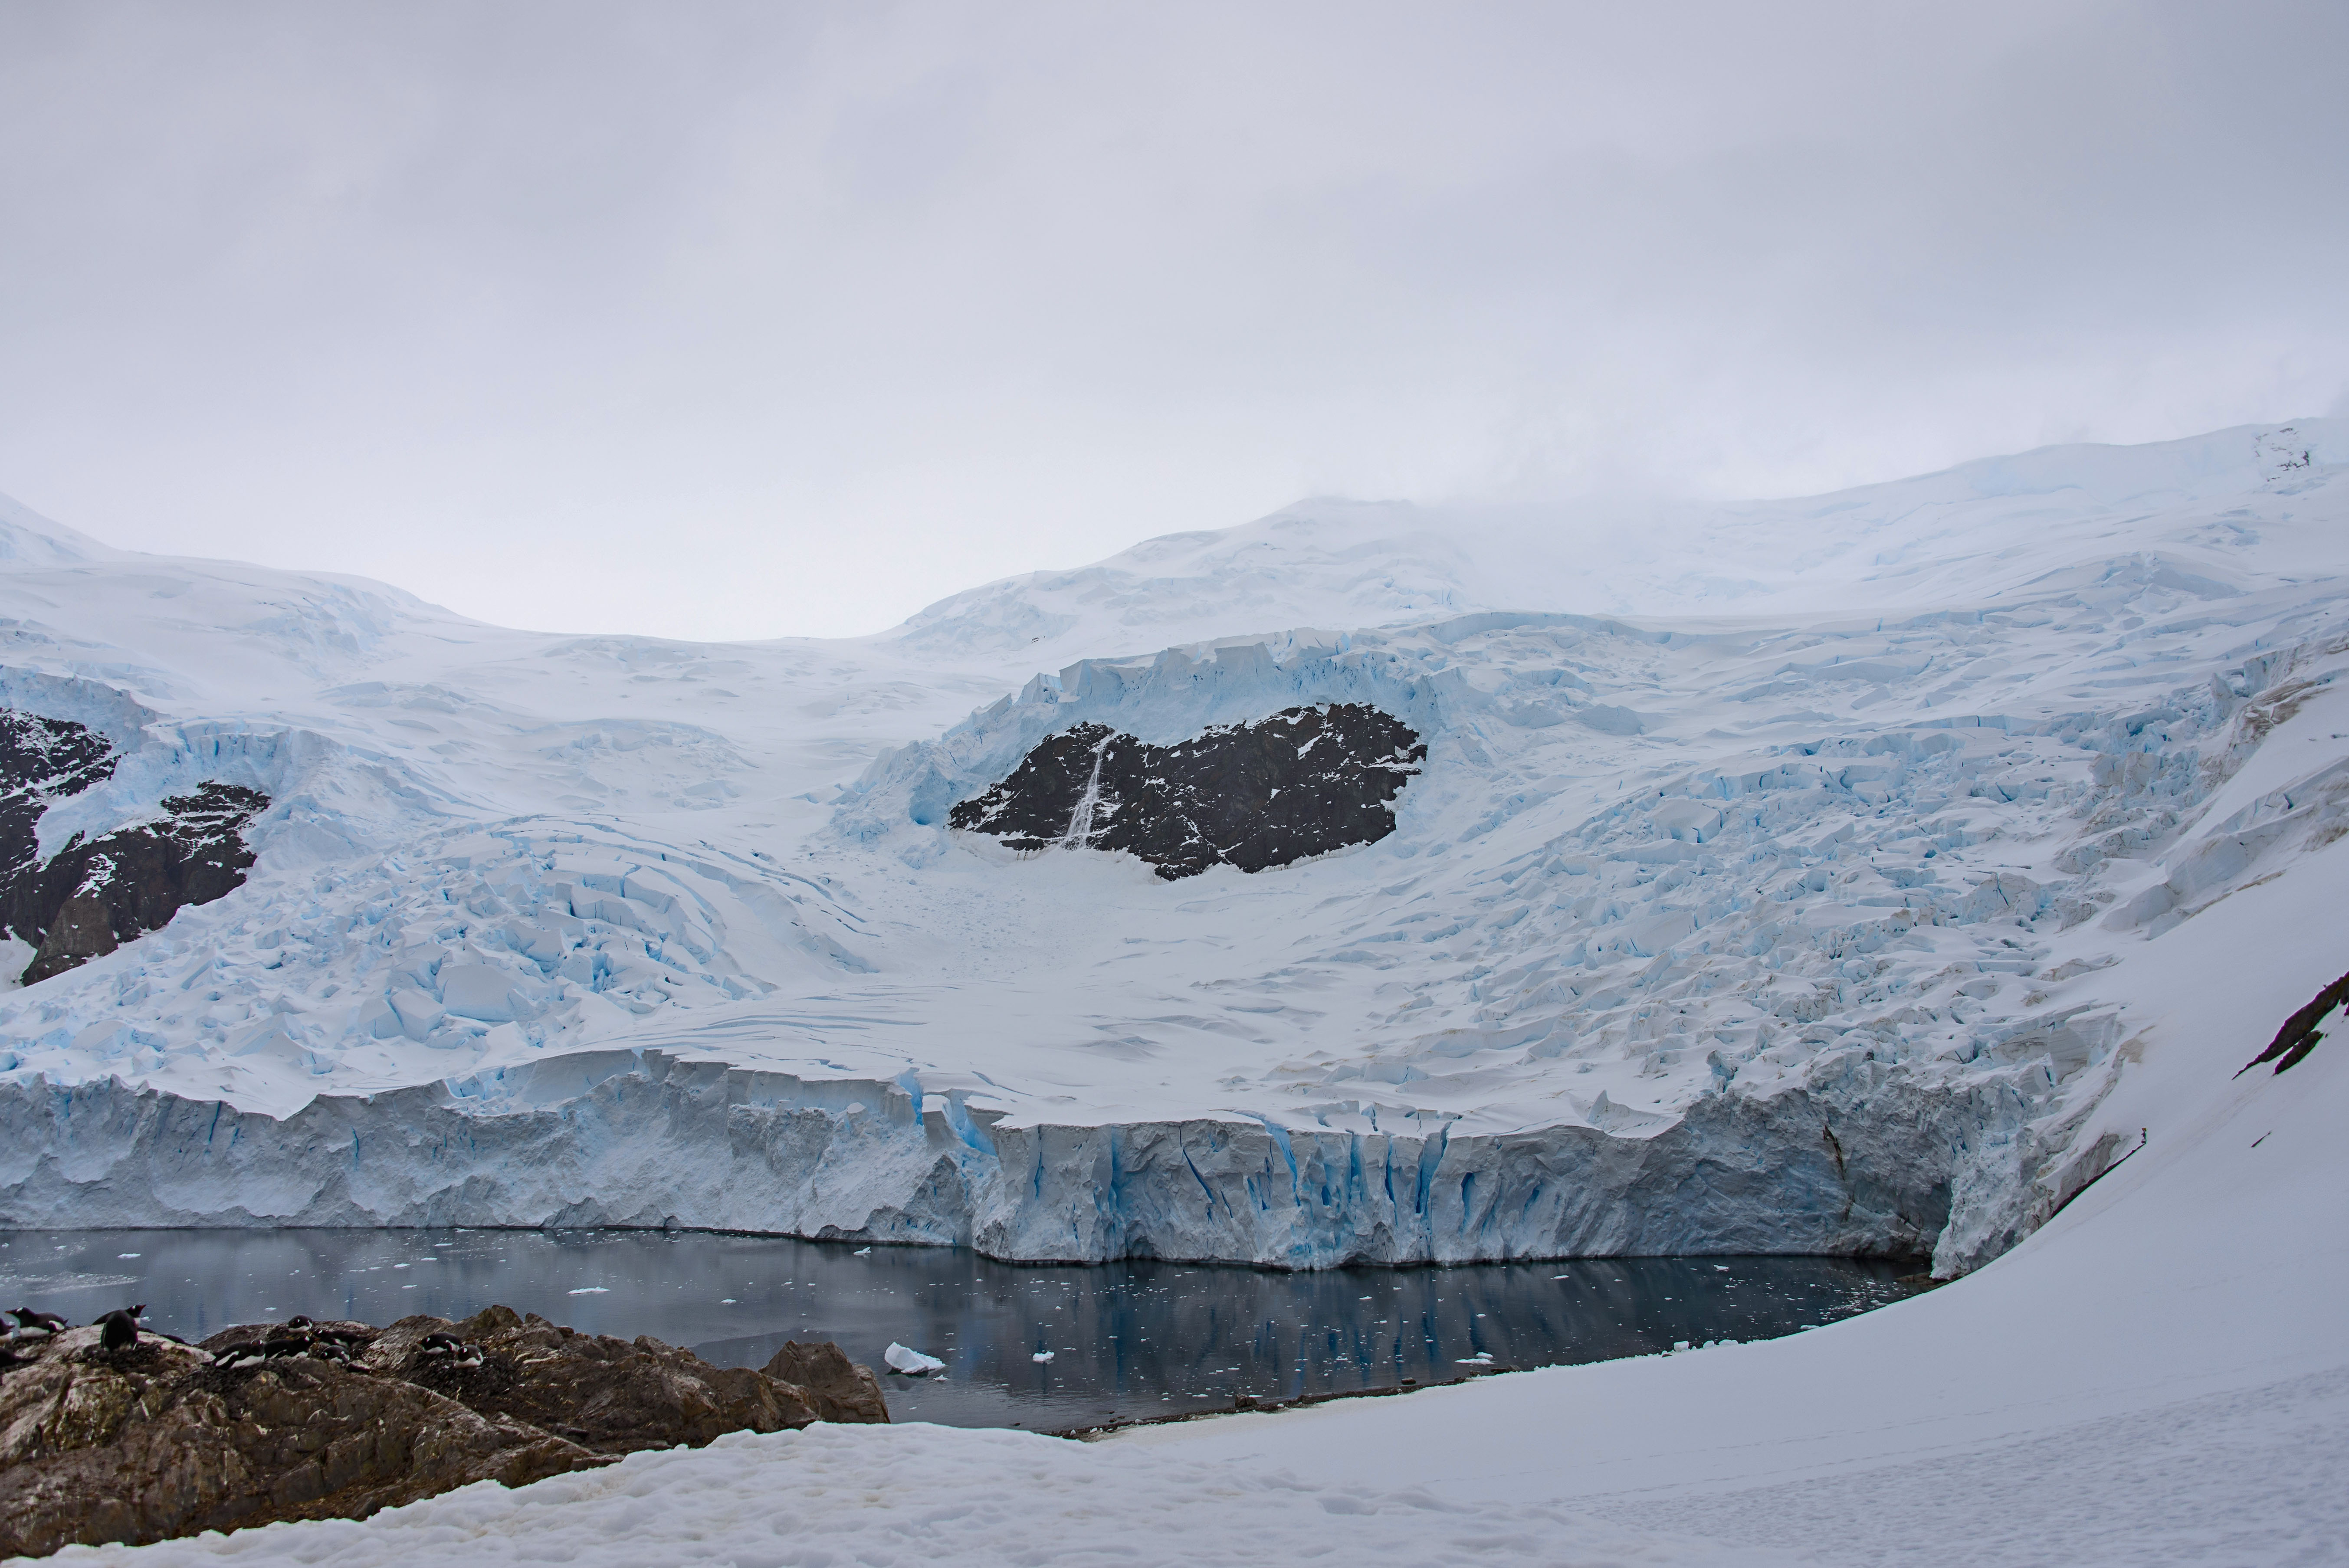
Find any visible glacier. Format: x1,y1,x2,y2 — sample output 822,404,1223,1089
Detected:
0,420,2345,1276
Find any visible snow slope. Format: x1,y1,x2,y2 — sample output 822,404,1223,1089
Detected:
48,766,2349,1565
3,420,2348,1275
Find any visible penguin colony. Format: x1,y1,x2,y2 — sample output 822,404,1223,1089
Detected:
204,1315,404,1370
4,1304,162,1362
3,1305,489,1371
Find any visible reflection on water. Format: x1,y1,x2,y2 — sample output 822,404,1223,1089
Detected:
0,1230,1910,1430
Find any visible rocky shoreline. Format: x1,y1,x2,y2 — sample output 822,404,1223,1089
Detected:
0,1306,886,1558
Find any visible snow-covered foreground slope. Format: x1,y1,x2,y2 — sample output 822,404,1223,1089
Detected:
49,798,2349,1566
3,420,2347,1276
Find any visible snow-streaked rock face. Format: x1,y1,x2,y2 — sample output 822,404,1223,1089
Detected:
947,704,1424,878
1,419,2346,1276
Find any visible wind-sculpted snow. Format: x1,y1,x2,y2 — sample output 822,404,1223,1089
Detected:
0,421,2346,1276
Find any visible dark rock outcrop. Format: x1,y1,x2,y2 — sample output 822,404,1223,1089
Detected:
949,702,1425,879
0,706,268,986
360,1306,862,1456
0,1308,886,1558
2239,967,2349,1076
19,782,269,985
761,1338,892,1425
0,712,117,901
0,1326,597,1560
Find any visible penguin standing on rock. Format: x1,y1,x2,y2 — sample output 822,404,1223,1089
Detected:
95,1306,145,1351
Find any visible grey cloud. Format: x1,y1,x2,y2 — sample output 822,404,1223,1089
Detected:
0,0,2342,640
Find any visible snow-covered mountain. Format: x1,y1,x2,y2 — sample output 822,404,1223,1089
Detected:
2,419,2345,1277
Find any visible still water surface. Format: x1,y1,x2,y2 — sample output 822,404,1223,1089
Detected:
1,1229,1910,1430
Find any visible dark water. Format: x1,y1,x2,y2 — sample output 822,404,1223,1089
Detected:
0,1230,1911,1431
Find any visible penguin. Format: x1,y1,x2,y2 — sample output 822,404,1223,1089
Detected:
418,1330,484,1368
210,1338,269,1369
95,1306,144,1351
8,1308,67,1338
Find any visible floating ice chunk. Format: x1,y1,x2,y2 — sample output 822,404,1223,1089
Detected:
1032,1351,1054,1363
567,1286,609,1295
853,1247,872,1256
885,1342,945,1375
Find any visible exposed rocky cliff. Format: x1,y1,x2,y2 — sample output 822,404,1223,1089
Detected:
948,702,1424,878
0,709,267,986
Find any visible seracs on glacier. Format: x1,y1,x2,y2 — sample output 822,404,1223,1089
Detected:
0,421,2344,1278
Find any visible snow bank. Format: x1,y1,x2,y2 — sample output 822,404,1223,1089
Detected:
44,1419,1780,1567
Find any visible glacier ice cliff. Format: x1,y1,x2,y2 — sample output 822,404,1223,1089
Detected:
0,1043,2075,1273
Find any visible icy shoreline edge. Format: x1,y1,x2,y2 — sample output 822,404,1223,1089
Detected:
0,1048,2099,1275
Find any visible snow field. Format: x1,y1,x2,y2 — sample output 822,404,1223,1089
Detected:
43,1420,1784,1568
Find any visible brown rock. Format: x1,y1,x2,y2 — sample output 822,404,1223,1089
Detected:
761,1340,891,1425
0,1326,603,1559
0,1308,887,1556
23,894,117,986
361,1308,879,1456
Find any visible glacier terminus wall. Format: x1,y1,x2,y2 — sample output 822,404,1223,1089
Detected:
0,1044,2050,1273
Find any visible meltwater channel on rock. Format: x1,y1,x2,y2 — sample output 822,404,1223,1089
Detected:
0,1229,1911,1432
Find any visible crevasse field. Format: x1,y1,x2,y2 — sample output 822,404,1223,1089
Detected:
8,420,2349,1563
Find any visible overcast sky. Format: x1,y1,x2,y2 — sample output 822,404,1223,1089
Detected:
2,1,2344,641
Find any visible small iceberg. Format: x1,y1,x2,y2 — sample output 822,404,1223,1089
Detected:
884,1342,945,1375
1031,1351,1054,1363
